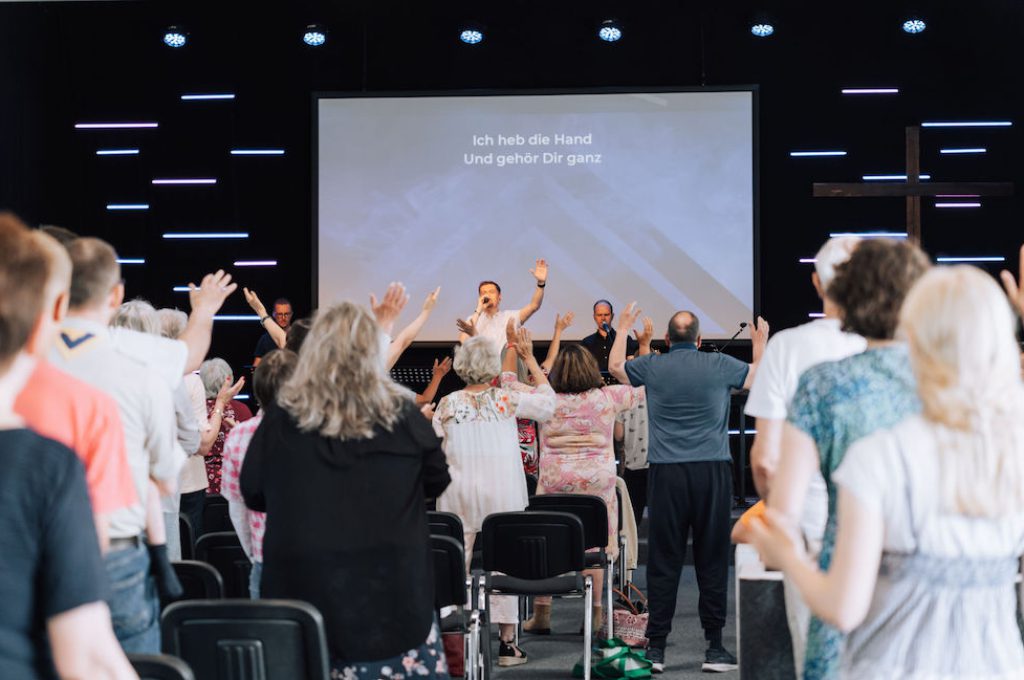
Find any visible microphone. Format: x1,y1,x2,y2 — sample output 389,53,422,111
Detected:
482,296,491,305
601,322,612,334
716,322,749,353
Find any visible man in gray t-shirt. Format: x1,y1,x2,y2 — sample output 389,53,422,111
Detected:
611,304,767,673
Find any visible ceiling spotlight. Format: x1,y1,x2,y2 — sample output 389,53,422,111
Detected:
598,20,622,43
303,24,327,47
902,18,926,34
460,28,484,44
163,26,187,48
751,23,775,37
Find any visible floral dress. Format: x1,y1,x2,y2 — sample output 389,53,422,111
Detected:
787,346,920,680
204,398,252,495
503,374,644,554
331,618,448,680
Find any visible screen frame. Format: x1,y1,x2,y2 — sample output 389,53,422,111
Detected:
312,85,760,345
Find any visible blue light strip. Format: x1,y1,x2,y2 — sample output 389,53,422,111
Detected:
213,315,261,321
172,286,191,292
107,204,149,210
863,174,931,180
790,151,847,157
163,232,249,239
922,121,1012,128
116,258,146,264
829,231,908,239
97,149,140,156
728,429,757,435
936,256,1005,262
940,148,987,154
230,149,285,155
181,94,236,100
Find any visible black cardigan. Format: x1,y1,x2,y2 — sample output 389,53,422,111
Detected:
240,400,451,662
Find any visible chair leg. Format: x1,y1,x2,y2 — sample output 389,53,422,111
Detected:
583,575,593,680
618,536,627,591
606,561,614,639
466,611,480,680
479,578,493,680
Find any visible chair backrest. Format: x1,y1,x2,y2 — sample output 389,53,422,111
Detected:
179,514,195,561
427,511,464,544
202,494,234,536
129,653,195,680
481,511,585,578
525,472,539,497
527,493,608,552
161,599,329,680
431,534,467,610
164,560,224,609
194,532,251,598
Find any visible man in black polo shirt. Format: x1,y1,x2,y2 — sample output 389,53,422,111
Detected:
610,303,768,674
580,299,638,373
253,298,292,367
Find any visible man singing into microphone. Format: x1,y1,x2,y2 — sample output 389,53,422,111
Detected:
458,259,548,352
581,299,639,373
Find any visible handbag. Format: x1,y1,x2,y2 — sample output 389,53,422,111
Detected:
573,637,653,679
441,631,465,677
599,583,649,648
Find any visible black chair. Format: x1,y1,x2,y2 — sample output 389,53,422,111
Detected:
129,653,195,680
527,493,613,637
524,472,538,497
201,494,233,536
194,532,252,598
432,535,482,680
162,560,224,610
479,511,593,680
178,514,194,561
428,511,465,544
161,600,329,680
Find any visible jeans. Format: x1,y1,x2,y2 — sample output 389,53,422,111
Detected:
249,561,262,599
104,542,160,653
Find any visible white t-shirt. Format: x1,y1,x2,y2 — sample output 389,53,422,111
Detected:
109,326,188,389
473,309,519,355
745,318,866,419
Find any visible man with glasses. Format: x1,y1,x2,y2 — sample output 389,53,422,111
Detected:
253,298,292,367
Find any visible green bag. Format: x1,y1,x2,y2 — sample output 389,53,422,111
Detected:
572,637,653,679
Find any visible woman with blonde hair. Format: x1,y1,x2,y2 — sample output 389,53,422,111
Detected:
749,266,1024,679
241,302,451,679
433,331,556,666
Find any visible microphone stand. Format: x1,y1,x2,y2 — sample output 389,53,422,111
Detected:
713,323,748,354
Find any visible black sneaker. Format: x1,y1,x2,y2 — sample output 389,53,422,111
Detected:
702,646,738,673
645,646,665,674
497,641,528,667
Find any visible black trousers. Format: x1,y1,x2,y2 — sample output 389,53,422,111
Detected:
645,461,732,648
622,466,649,527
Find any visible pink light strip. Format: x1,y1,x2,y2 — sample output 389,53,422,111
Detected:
935,202,982,208
152,178,217,185
75,122,159,129
935,194,980,198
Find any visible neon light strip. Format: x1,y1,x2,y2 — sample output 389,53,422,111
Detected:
213,315,261,321
152,178,217,185
808,313,825,318
936,194,980,198
234,394,250,400
842,88,899,94
936,256,1005,262
935,202,981,208
163,232,248,239
829,231,907,239
790,151,847,157
230,149,285,155
172,286,191,292
799,258,816,263
116,258,146,264
922,121,1012,128
863,174,931,180
233,260,277,266
97,149,139,156
106,204,149,210
940,148,986,154
75,122,158,129
728,429,757,435
180,94,235,100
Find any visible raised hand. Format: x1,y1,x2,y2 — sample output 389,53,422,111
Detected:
243,287,267,318
1000,244,1024,316
456,318,477,337
370,282,408,334
617,301,642,332
189,270,237,316
530,258,549,284
634,316,654,345
419,402,436,421
505,316,518,347
432,356,453,379
216,375,245,407
514,327,534,360
422,286,441,313
555,311,575,333
750,316,770,345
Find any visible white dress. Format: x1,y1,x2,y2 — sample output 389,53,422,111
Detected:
833,415,1024,680
433,385,555,532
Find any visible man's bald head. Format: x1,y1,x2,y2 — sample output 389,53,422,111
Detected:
667,311,700,345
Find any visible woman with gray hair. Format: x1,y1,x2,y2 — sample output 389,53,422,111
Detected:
432,330,556,666
240,301,451,678
199,358,250,495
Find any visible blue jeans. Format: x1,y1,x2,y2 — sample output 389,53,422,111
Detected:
104,543,160,653
249,561,262,599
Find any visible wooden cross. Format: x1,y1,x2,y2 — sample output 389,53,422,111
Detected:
813,126,1013,244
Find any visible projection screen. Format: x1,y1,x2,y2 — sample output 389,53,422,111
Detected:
316,89,757,341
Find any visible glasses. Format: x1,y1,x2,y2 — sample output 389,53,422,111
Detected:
273,311,293,318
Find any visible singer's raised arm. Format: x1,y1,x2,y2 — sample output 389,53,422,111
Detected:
609,302,642,385
518,258,548,325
